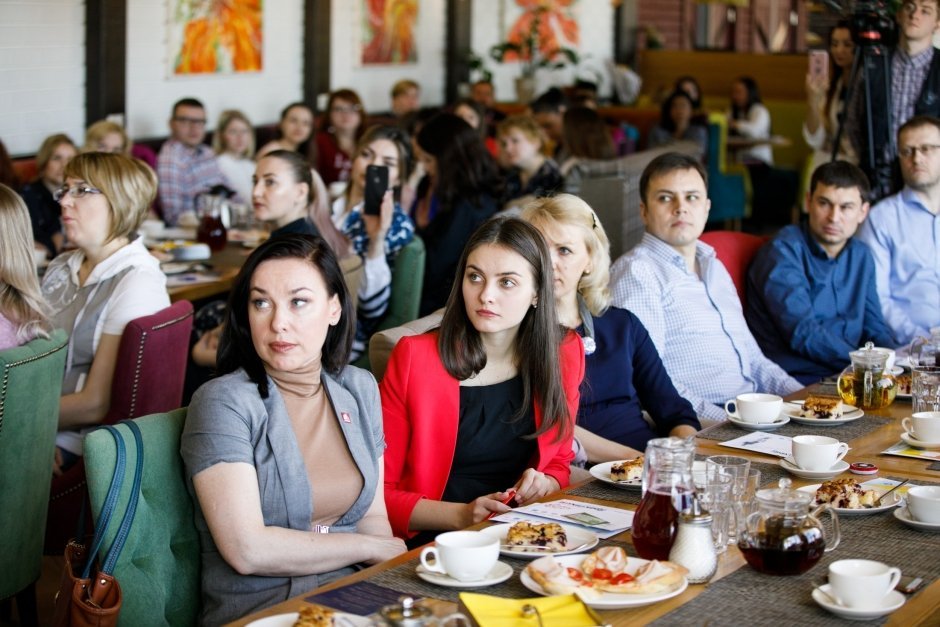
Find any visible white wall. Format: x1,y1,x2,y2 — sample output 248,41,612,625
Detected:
0,0,86,156
125,0,305,139
470,0,614,103
329,0,446,113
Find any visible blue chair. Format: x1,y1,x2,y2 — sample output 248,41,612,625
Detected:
706,112,752,228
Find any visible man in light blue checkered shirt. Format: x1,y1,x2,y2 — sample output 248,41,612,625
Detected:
610,153,802,422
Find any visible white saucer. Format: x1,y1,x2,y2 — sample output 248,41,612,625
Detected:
798,484,902,515
779,458,849,480
901,431,940,449
415,560,513,588
479,522,599,559
888,365,905,376
727,413,790,431
812,584,905,620
246,612,369,627
894,506,940,531
785,402,864,426
589,460,643,490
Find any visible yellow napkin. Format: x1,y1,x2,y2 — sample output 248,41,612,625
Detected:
458,592,603,627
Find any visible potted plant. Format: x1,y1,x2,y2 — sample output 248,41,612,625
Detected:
489,6,579,103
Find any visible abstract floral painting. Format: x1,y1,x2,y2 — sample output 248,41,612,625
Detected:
503,0,579,63
170,0,263,75
361,0,418,65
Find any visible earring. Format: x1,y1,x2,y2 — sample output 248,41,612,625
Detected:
532,302,538,309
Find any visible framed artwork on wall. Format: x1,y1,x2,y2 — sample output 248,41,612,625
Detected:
361,0,418,65
169,0,263,75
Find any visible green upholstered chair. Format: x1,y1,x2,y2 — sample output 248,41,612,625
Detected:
354,235,426,370
83,409,200,627
0,330,68,625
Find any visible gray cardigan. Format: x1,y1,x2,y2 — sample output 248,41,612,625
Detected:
181,366,384,627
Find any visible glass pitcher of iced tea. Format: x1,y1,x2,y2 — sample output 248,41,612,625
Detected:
738,478,839,576
837,342,897,409
632,437,696,560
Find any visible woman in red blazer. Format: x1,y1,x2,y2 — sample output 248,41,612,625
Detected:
381,216,585,541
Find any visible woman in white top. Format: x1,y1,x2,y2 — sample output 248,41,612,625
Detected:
804,21,858,168
729,76,773,165
42,153,169,471
213,110,256,204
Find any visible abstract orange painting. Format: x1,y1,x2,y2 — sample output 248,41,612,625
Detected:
171,0,263,75
361,0,418,65
504,0,579,63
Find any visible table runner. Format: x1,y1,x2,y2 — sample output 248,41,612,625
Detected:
697,415,893,443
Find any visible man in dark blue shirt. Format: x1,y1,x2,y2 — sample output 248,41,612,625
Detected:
747,161,897,384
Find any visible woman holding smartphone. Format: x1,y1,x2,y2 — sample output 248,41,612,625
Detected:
804,20,858,170
331,126,415,359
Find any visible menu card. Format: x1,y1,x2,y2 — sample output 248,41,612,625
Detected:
718,432,792,458
491,498,634,539
881,441,940,460
305,580,410,616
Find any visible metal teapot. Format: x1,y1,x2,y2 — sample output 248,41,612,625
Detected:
378,597,468,627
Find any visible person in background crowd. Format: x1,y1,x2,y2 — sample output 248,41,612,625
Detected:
558,106,617,178
316,89,367,187
470,78,507,133
748,161,895,384
858,114,940,344
610,152,802,422
182,234,406,626
252,150,321,238
20,133,78,257
390,79,421,119
453,98,499,158
256,102,316,163
381,216,583,544
530,88,568,160
331,126,415,359
43,153,169,472
213,110,256,204
674,75,708,125
156,97,227,226
82,120,130,155
410,114,500,315
0,139,19,190
0,183,51,351
522,195,699,462
648,90,709,160
498,115,562,208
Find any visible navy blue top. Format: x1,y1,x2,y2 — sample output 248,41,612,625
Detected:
746,224,896,384
578,307,699,450
270,217,319,238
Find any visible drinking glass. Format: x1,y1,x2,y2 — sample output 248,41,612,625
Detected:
699,471,734,554
741,468,762,523
913,367,940,413
705,455,751,543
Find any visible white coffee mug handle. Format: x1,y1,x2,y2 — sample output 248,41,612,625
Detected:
419,546,446,575
724,400,738,417
902,417,913,435
886,567,902,595
834,443,849,463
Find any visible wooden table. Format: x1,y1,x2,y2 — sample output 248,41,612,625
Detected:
229,390,940,626
726,134,793,150
166,243,248,304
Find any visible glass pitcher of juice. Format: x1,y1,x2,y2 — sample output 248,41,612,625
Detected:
632,437,696,560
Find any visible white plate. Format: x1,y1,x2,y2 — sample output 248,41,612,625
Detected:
246,611,370,627
812,584,905,620
589,460,643,490
479,522,599,559
415,560,513,588
784,402,864,426
894,505,940,531
900,431,940,449
519,554,688,609
798,484,902,515
779,458,849,480
727,413,790,431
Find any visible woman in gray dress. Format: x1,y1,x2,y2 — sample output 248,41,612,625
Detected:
181,234,406,626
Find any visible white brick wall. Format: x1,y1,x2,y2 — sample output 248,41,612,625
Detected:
0,0,86,156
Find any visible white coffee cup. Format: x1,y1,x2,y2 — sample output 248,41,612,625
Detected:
872,346,896,371
906,485,940,523
791,435,849,471
419,530,499,582
724,393,783,424
902,411,940,442
828,559,901,609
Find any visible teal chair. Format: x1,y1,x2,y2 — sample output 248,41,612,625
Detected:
0,330,67,625
706,112,752,228
354,235,426,369
83,410,200,627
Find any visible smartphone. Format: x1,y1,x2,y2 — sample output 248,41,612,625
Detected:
364,165,389,216
809,49,829,83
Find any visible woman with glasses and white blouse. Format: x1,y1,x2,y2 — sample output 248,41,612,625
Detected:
41,152,169,473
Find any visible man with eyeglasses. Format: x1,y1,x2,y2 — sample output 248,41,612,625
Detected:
747,161,897,385
156,97,226,226
858,115,940,344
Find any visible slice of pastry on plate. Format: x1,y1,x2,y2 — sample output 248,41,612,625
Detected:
610,456,644,482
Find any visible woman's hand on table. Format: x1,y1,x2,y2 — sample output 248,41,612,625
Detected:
513,468,560,505
464,492,514,526
362,534,408,565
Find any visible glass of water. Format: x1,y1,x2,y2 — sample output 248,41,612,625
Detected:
913,367,940,413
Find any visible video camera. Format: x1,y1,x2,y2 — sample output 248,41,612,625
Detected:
850,1,898,47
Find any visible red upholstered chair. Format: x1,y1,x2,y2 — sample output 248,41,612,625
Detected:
700,231,769,305
44,300,194,553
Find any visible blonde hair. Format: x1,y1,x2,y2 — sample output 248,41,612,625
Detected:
521,193,612,315
0,184,51,343
35,134,77,181
497,114,547,149
63,153,157,243
213,109,255,158
83,120,130,155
